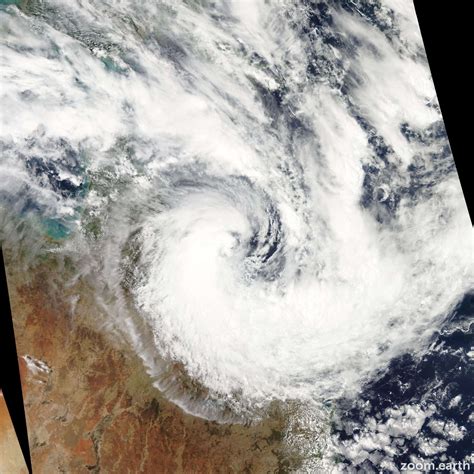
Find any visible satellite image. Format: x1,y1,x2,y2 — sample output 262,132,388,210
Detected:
0,0,472,472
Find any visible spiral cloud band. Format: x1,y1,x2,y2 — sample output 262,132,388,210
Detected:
1,0,472,425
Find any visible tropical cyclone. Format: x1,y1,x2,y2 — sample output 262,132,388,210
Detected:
0,0,472,465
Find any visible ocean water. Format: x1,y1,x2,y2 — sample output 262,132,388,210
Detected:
0,0,472,470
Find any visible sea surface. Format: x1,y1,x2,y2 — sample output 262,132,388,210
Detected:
1,0,472,471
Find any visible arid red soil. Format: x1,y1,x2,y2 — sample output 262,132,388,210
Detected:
5,260,293,473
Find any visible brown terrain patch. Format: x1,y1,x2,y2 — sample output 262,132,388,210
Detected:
4,257,294,473
0,390,29,474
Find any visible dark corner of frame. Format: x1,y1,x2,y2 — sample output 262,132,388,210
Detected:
0,247,33,473
414,1,473,224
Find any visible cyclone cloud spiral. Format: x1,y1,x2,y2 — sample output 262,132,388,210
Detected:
0,0,472,457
